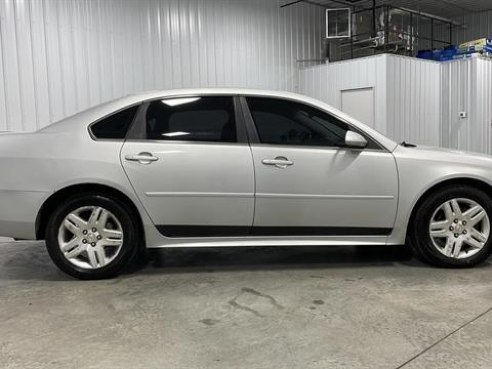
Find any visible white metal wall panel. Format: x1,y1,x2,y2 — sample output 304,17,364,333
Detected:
0,0,325,131
441,58,472,151
475,58,492,154
440,57,492,155
471,58,492,154
386,55,441,146
298,55,387,132
341,87,375,127
0,19,6,132
299,54,441,146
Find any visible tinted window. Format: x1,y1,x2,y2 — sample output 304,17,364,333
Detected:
246,97,350,147
145,96,237,142
90,105,139,139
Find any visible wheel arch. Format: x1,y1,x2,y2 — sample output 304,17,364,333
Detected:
36,183,145,241
406,177,492,239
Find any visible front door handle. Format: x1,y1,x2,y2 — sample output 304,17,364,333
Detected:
262,156,294,169
125,152,159,164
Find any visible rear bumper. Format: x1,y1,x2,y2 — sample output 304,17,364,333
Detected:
0,190,50,240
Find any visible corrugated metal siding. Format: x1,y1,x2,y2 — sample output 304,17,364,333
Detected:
386,55,441,146
441,58,472,150
299,54,441,146
470,58,492,154
474,58,492,154
441,57,492,154
0,0,325,131
453,10,492,44
298,55,388,133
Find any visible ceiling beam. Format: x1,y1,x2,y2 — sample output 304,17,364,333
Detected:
428,0,473,14
281,0,370,10
280,0,304,8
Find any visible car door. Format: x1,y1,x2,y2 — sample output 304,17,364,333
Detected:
242,96,398,236
120,95,255,237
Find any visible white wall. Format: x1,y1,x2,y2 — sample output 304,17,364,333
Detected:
341,87,375,127
442,57,492,154
0,0,325,132
386,54,441,146
299,54,492,154
298,54,441,146
474,58,492,154
298,55,388,133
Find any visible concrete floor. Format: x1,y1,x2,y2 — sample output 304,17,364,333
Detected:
1,241,491,369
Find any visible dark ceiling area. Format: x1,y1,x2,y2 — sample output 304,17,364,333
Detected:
284,0,492,19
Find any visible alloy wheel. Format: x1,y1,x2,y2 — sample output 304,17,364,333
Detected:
57,206,124,269
429,198,490,259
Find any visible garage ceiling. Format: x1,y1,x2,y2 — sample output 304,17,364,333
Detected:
292,0,492,19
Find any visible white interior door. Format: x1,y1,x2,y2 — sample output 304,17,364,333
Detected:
341,87,375,128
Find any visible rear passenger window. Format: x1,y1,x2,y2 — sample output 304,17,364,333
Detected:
145,96,237,142
90,106,139,139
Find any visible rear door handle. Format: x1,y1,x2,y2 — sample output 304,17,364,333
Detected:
125,152,159,164
262,156,293,169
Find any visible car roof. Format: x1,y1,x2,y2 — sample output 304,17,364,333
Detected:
38,89,298,131
39,88,397,151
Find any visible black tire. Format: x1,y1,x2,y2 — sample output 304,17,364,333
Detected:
45,193,142,279
408,184,492,268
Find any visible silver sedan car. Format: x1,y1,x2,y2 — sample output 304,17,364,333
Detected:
0,89,491,279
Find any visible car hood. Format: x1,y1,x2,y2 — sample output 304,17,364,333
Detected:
395,144,492,167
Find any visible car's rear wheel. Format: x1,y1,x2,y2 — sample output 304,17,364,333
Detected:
45,193,141,279
409,185,492,267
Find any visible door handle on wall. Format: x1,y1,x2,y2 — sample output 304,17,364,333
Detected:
262,156,294,169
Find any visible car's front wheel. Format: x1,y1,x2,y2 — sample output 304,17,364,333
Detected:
45,193,141,279
409,184,492,267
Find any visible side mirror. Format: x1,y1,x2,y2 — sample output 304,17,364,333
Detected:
345,131,367,148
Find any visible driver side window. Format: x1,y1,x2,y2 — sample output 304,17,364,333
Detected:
246,97,349,147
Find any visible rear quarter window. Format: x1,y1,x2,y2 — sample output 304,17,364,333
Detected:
90,105,139,139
